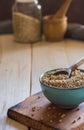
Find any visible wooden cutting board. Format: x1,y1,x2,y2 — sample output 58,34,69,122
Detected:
7,92,84,130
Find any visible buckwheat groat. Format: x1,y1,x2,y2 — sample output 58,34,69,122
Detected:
42,70,84,89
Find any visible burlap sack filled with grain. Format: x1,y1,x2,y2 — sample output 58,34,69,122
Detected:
13,12,41,43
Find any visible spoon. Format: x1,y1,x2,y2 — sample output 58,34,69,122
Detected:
52,0,72,20
54,57,84,77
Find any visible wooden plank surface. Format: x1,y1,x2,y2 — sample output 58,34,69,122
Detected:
8,92,84,130
31,39,84,95
31,39,84,130
64,40,84,66
0,35,84,130
0,35,31,130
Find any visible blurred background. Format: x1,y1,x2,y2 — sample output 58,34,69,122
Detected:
0,0,84,24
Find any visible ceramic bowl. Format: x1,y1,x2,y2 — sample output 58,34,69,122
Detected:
39,69,84,109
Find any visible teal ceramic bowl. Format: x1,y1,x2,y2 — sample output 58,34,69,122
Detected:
39,69,84,109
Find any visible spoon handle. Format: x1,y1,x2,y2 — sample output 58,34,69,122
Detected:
53,0,72,19
69,57,84,72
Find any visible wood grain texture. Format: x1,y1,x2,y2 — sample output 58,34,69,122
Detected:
31,39,84,130
8,92,84,130
0,35,31,130
31,39,84,95
0,35,84,130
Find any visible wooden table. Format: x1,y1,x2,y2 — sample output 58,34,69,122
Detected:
0,35,84,130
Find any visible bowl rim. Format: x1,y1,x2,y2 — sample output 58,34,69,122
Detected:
39,69,84,90
43,15,67,22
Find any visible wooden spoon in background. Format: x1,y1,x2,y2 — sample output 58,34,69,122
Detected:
52,0,72,20
43,0,72,41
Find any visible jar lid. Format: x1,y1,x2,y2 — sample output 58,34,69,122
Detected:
16,0,34,2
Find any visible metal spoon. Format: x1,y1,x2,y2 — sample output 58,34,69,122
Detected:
54,57,84,77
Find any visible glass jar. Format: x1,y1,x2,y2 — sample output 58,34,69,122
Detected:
12,0,42,43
